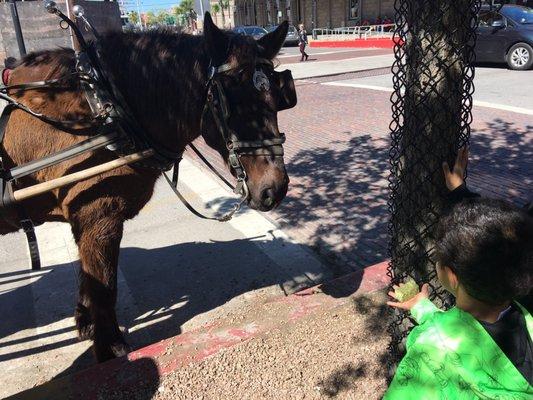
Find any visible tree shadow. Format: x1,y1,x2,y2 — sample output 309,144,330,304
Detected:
273,134,391,275
467,118,532,205
0,235,334,393
192,115,531,281
317,363,368,397
315,293,390,398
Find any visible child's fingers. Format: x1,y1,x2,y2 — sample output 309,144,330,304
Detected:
442,162,451,176
386,301,407,310
388,291,398,299
420,283,430,296
461,147,469,168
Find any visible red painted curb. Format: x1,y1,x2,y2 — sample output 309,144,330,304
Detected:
11,261,390,399
310,38,394,49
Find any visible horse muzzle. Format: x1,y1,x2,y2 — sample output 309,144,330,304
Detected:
247,171,289,212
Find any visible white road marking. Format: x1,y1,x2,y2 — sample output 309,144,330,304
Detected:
473,100,533,116
322,81,533,115
323,81,392,92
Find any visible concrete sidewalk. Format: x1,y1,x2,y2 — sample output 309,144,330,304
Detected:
279,53,393,79
0,157,332,398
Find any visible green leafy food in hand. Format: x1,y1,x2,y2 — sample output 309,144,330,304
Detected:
395,278,420,302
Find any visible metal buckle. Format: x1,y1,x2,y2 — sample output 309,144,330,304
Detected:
208,66,216,80
228,152,240,169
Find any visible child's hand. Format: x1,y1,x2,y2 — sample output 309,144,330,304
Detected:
387,283,430,311
443,146,469,191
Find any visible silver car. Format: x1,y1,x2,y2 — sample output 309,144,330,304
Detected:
266,25,299,46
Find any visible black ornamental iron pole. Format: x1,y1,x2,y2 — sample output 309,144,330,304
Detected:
8,0,27,57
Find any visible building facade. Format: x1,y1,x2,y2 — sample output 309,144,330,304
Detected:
0,0,122,66
210,0,395,29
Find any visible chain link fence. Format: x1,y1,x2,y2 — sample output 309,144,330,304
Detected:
386,0,482,376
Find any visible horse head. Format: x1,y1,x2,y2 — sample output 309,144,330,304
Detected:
200,13,297,212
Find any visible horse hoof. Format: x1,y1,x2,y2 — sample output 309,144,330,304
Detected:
111,341,131,358
94,340,131,362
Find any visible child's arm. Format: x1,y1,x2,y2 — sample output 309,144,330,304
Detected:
385,286,447,399
442,147,480,205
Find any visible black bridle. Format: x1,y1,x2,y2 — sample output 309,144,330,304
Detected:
202,58,287,200
163,58,290,222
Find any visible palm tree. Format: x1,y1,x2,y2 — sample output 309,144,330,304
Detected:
212,3,221,26
218,0,229,27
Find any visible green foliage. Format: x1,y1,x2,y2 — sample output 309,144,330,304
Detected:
145,11,157,26
127,11,139,25
173,0,195,17
171,0,197,27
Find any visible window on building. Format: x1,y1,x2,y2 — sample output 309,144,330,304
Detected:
349,0,361,21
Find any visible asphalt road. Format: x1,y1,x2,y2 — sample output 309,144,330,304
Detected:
325,66,533,113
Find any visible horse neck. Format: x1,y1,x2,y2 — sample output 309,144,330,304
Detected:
100,32,210,152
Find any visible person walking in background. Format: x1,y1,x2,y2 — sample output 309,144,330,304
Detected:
298,23,308,62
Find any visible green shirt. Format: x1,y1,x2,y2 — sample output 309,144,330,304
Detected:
384,299,533,399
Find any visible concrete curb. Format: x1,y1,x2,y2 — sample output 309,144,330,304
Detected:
8,261,390,400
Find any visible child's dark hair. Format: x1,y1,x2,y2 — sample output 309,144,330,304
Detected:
436,198,533,305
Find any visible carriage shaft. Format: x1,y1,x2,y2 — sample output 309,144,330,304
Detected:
7,131,120,180
11,149,154,203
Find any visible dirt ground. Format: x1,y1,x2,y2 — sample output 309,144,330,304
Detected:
153,291,391,400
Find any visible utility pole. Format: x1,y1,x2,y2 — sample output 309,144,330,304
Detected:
8,0,27,57
199,0,204,16
136,0,144,30
311,0,317,39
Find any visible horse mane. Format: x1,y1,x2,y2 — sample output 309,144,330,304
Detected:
14,28,260,152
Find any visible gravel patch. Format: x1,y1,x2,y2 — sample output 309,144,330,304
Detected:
154,291,390,400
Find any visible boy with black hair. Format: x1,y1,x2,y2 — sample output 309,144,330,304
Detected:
384,148,533,398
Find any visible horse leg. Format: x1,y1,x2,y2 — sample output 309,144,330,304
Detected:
72,216,129,362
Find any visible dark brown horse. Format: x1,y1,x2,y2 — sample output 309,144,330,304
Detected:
0,15,292,361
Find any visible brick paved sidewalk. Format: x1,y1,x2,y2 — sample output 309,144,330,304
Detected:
189,78,532,275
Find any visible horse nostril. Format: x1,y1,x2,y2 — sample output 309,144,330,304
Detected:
261,188,275,208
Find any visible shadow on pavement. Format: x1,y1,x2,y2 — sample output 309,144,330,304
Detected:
275,134,390,274
9,356,160,400
0,234,351,386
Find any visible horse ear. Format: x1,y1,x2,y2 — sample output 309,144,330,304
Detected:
258,21,289,59
204,12,229,65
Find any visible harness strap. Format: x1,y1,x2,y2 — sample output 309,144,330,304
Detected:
18,211,41,271
230,134,286,155
1,77,68,91
163,156,244,222
0,104,41,270
0,103,15,143
188,143,234,190
0,91,110,135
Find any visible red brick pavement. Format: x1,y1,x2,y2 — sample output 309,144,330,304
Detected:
188,79,532,275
